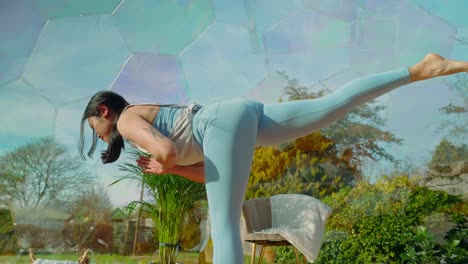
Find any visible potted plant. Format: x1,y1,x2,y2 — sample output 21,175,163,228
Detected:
115,149,206,264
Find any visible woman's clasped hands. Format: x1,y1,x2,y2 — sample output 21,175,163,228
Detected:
136,156,168,175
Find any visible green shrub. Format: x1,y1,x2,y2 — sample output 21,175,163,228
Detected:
400,214,468,264
313,231,348,264
275,176,466,263
404,187,462,224
274,246,310,264
320,176,465,263
0,209,16,253
315,214,414,264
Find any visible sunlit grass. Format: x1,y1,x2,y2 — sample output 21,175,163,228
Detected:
0,252,265,264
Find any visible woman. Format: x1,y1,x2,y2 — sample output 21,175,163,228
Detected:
80,53,468,263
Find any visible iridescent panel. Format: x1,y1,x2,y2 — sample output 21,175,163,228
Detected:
114,0,214,55
0,80,54,153
0,0,45,83
179,23,267,103
415,0,468,27
350,0,456,73
111,53,189,104
35,0,121,18
303,0,360,22
22,15,130,104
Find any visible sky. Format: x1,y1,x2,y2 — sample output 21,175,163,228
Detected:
1,0,467,207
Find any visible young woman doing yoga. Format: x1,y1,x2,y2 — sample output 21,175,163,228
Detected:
80,53,468,263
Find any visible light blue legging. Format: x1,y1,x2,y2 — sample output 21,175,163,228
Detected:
192,68,411,263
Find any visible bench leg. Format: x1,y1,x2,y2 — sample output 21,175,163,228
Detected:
250,243,256,264
293,247,301,264
258,246,265,264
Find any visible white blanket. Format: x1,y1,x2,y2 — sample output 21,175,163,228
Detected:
257,194,332,262
33,260,78,264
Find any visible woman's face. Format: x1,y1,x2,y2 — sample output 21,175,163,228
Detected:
88,105,114,142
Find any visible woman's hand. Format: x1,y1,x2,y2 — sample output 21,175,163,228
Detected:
137,156,169,175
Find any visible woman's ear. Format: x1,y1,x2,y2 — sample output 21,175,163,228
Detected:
98,104,109,117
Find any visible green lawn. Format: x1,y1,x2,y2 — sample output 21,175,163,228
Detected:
0,252,266,264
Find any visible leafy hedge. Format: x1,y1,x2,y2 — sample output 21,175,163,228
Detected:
274,176,467,263
0,209,16,253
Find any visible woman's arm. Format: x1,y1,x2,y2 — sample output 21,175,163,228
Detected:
137,157,205,184
167,164,205,184
117,110,178,172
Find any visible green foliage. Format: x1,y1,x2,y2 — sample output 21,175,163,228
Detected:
0,252,203,264
247,132,356,200
445,213,468,248
437,73,468,141
127,172,205,264
179,201,207,250
312,231,348,264
0,209,16,253
404,187,462,224
428,138,468,172
116,149,206,264
433,139,468,163
400,215,468,264
312,214,414,263
346,214,414,263
428,139,468,173
317,176,465,264
323,175,415,231
274,246,306,263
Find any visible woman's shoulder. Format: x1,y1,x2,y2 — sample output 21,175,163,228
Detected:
121,103,161,114
117,104,160,129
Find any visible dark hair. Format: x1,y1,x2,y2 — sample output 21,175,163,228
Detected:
79,90,129,163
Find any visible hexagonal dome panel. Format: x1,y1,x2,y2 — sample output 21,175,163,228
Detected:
350,1,456,73
110,53,189,104
0,80,54,153
113,0,214,55
0,0,45,84
35,0,122,18
180,22,267,102
450,28,468,61
303,0,362,22
213,0,249,26
415,0,468,27
246,75,288,103
55,98,90,151
244,0,305,47
264,10,351,83
22,15,130,105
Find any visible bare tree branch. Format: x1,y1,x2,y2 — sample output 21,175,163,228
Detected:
0,137,96,209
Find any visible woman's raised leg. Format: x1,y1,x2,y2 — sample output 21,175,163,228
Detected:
256,53,468,146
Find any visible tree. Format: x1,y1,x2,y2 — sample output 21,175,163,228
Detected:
428,138,468,173
438,74,468,142
71,184,113,223
436,38,468,142
0,208,16,253
246,132,354,199
0,137,95,209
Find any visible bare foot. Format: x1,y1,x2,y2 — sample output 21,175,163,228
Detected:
408,53,468,81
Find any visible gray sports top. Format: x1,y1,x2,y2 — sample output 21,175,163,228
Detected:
122,103,204,166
